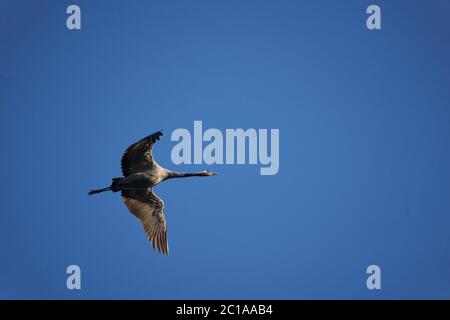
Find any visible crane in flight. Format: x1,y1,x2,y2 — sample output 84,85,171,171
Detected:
88,131,216,255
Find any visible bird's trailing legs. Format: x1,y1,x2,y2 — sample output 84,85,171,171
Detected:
88,186,112,195
88,178,123,195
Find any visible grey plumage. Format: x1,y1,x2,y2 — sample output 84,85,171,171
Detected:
89,131,216,255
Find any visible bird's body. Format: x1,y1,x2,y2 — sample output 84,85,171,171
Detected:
89,130,216,255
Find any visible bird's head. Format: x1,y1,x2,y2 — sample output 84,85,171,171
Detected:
202,170,217,176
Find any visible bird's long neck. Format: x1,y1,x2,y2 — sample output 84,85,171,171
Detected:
165,171,208,180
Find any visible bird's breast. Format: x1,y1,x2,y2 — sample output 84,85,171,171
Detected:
144,166,167,187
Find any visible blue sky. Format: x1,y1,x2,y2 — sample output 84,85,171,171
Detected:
0,0,449,299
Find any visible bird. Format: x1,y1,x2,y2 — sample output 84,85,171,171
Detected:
88,130,216,255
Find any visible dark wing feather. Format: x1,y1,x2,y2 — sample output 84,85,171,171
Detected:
121,188,169,255
121,131,163,177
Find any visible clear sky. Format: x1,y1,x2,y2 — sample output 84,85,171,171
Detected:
0,0,449,299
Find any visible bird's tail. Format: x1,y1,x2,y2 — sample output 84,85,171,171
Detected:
88,186,112,196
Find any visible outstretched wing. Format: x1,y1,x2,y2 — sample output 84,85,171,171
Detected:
121,188,169,255
121,131,163,177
